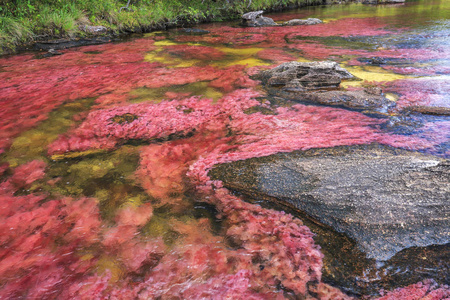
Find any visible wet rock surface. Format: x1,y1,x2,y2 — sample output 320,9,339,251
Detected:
241,11,278,27
255,61,354,88
283,18,323,26
179,28,210,35
33,37,112,51
256,61,397,112
278,89,396,112
403,106,450,116
209,144,450,262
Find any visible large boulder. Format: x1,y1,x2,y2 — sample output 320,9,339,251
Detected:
255,61,354,89
209,144,450,261
256,61,396,113
241,11,278,27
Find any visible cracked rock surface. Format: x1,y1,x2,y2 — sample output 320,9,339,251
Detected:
210,144,450,261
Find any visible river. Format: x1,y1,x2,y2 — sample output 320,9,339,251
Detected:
0,0,448,298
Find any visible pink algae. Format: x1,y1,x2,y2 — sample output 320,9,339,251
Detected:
373,280,450,300
0,37,256,153
0,11,448,300
165,44,226,61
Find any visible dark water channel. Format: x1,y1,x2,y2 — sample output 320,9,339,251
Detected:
0,0,448,298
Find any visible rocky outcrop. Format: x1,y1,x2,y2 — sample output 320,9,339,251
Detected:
283,18,323,26
256,61,397,113
255,61,354,88
33,37,112,51
209,144,450,262
241,11,278,27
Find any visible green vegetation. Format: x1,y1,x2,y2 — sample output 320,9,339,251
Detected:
0,0,324,54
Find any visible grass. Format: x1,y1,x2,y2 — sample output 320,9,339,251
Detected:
0,0,325,54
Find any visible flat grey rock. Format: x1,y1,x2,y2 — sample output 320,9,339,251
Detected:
279,89,396,112
283,18,323,26
209,145,450,261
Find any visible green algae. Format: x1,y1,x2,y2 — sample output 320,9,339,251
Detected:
3,98,95,168
129,82,223,103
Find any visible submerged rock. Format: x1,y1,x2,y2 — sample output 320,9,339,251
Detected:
241,11,278,27
179,28,210,35
283,18,323,26
281,89,396,112
209,144,450,261
34,37,112,51
403,106,450,116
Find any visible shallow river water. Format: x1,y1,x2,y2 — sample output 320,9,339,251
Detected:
0,0,449,298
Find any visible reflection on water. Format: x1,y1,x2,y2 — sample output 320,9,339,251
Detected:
0,0,448,298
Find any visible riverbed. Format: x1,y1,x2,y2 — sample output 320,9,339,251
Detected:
0,0,448,298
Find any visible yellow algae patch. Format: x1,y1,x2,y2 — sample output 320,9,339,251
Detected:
145,49,202,68
96,257,125,282
143,31,165,38
211,46,270,68
120,195,146,208
385,93,398,102
50,149,108,161
5,98,95,167
153,40,179,47
144,51,200,67
129,82,223,103
341,65,408,89
222,57,270,67
142,215,171,238
296,57,313,63
144,40,199,67
345,65,408,82
216,47,264,56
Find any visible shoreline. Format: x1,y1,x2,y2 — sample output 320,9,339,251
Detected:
1,0,353,56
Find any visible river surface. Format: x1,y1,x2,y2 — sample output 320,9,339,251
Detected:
0,0,449,298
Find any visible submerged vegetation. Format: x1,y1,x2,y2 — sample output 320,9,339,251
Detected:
0,0,325,54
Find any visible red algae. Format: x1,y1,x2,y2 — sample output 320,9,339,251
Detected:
1,7,449,299
382,78,450,109
0,37,256,153
257,48,298,63
165,44,226,61
373,280,450,300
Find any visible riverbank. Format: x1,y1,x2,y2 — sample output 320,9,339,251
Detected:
1,0,346,55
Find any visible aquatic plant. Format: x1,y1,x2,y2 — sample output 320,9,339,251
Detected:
373,280,450,300
1,6,449,298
